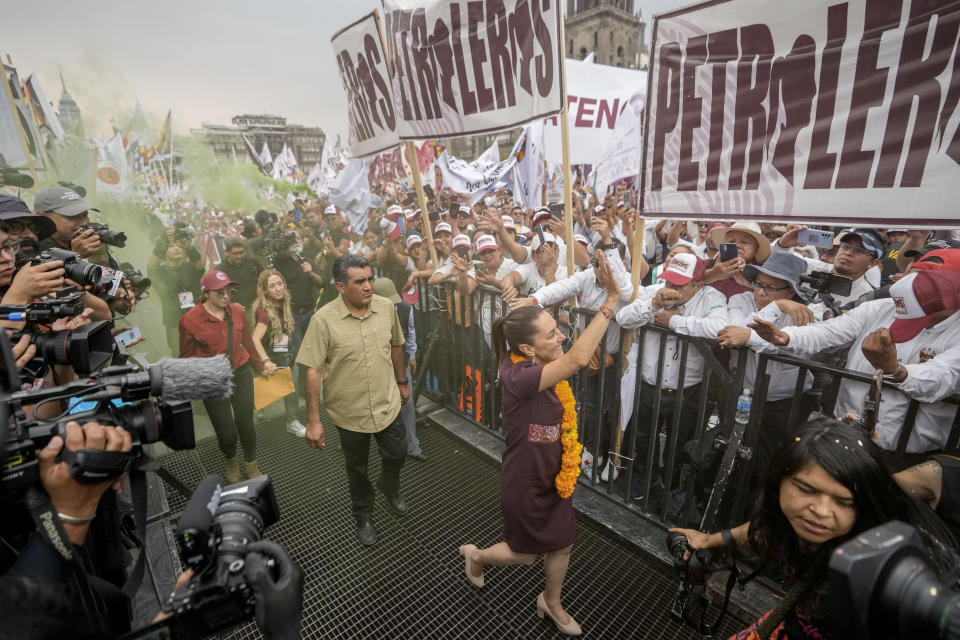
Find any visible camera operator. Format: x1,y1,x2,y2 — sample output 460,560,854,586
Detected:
773,226,884,307
148,227,205,356
667,418,956,640
34,186,113,269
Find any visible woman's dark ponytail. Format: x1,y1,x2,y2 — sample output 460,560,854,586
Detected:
493,305,544,364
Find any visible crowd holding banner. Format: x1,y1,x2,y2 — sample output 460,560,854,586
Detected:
2,0,960,637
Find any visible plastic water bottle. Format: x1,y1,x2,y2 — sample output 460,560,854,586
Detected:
735,388,753,426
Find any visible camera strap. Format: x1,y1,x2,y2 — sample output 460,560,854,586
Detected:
225,305,235,366
121,466,149,599
24,485,108,633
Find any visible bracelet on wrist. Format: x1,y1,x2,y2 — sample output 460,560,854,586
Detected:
58,511,96,525
599,305,615,320
720,528,737,550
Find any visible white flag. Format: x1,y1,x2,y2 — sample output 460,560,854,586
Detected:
329,157,373,234
96,134,129,194
437,131,526,205
590,91,644,197
258,142,273,167
511,120,545,209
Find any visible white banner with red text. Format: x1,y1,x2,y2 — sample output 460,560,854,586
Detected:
642,0,960,227
380,0,564,139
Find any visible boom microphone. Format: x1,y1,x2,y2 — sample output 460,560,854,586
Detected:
153,355,234,402
177,474,223,568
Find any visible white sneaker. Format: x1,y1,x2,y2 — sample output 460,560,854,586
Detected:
286,419,307,437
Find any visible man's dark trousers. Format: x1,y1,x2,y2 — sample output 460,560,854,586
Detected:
336,411,407,519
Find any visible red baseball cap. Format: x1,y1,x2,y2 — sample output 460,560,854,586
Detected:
658,254,706,285
888,270,960,343
200,270,238,292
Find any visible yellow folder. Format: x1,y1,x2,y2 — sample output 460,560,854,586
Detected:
253,367,296,410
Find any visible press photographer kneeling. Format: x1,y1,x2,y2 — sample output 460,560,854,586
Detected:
0,326,304,637
667,418,958,639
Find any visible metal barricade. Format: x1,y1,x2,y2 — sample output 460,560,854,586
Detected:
411,280,960,535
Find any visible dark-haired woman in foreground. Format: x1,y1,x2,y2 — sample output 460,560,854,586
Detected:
458,253,621,636
670,418,957,639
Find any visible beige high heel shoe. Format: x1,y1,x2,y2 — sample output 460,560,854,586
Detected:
536,592,582,636
458,544,484,588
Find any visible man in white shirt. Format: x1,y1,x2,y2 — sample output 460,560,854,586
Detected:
750,267,960,464
772,226,884,308
716,252,827,469
616,254,728,490
501,231,568,300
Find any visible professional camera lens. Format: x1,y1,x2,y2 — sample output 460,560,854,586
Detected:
37,248,102,287
31,320,113,373
874,554,960,640
214,476,280,563
98,227,127,248
113,398,195,450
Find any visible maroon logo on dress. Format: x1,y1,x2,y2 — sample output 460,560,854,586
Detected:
527,424,560,443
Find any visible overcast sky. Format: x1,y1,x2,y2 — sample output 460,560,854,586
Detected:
4,0,686,142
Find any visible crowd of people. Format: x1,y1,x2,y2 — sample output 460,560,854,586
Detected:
3,174,960,639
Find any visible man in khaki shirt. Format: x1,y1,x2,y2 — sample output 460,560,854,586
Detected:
297,254,410,546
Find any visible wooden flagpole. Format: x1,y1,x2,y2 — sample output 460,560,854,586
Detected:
557,12,575,277
1,58,39,185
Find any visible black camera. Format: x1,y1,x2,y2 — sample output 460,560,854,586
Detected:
666,532,743,635
1,287,115,379
77,222,127,248
22,248,102,287
118,263,152,298
799,271,853,317
159,474,280,638
173,222,192,245
829,520,960,640
0,360,198,499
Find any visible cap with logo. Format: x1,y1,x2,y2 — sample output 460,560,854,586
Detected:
573,233,590,247
34,185,98,217
0,194,55,238
385,204,403,221
200,270,238,292
452,234,471,249
501,215,516,231
403,208,417,221
475,234,498,253
531,231,556,252
434,221,453,235
888,270,960,343
405,234,423,249
836,228,885,259
593,205,605,214
323,204,338,216
658,254,706,285
531,207,551,225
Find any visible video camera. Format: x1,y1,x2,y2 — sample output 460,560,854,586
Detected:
798,271,853,318
829,520,960,640
172,221,193,245
0,360,205,500
77,221,127,248
144,474,281,638
666,532,750,635
0,287,115,380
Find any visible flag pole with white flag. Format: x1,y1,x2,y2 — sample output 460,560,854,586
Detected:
558,4,574,277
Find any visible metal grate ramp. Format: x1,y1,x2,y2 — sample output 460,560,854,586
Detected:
156,411,752,639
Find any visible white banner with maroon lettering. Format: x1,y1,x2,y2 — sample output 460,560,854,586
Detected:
331,11,400,158
642,0,960,227
543,59,647,165
380,0,564,139
365,140,437,193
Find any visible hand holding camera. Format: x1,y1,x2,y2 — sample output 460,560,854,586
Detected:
70,228,103,260
4,259,66,302
38,420,132,544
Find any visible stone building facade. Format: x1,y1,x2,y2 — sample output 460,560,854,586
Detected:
566,0,647,69
191,114,325,167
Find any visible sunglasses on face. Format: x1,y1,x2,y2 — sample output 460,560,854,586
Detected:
753,280,792,293
210,287,235,298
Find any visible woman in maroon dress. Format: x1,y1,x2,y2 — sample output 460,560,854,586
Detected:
458,254,622,636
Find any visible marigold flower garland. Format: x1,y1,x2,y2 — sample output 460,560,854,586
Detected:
511,353,583,498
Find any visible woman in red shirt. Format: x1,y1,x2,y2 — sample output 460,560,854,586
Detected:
179,270,265,483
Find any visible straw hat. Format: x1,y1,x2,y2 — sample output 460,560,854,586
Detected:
708,221,771,262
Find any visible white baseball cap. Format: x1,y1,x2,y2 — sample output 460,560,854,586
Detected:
532,207,551,224
452,234,471,249
434,221,452,235
573,233,590,246
403,208,417,220
475,234,498,253
531,231,557,252
324,204,337,215
405,234,423,249
501,215,516,230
